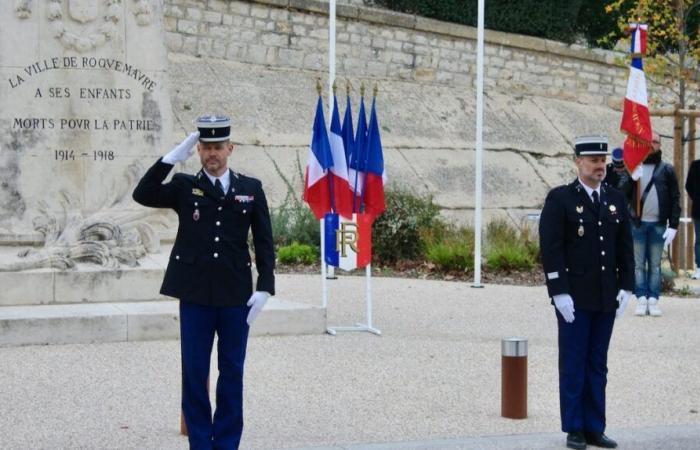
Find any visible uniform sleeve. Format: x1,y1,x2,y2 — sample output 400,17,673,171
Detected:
251,180,276,295
616,196,635,291
539,190,570,298
132,158,179,210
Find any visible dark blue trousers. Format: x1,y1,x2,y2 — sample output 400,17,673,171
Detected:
180,302,250,450
556,309,615,434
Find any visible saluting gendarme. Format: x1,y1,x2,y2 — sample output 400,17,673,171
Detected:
539,135,635,450
133,115,275,449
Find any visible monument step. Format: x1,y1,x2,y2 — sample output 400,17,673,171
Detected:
0,298,326,347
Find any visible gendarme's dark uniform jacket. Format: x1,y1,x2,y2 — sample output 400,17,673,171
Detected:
133,158,275,306
539,180,634,312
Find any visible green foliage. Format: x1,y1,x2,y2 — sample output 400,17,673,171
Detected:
371,0,587,43
270,201,320,249
372,188,441,263
269,151,320,250
424,225,474,271
484,219,539,271
278,242,318,265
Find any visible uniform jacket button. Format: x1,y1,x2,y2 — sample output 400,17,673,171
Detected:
218,206,222,211
214,253,219,258
175,255,180,260
216,221,221,226
215,237,220,242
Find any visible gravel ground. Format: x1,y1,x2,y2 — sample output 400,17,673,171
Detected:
0,274,699,449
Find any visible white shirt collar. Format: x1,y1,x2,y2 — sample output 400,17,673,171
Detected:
203,169,230,194
578,178,600,201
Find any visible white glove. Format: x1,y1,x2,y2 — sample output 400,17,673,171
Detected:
662,228,677,248
162,131,199,164
615,289,631,319
630,165,643,181
246,291,270,325
553,294,575,323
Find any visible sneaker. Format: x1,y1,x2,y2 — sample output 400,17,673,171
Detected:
693,269,700,279
648,298,662,316
635,296,648,316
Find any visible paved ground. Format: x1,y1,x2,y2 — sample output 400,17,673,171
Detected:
1,274,699,449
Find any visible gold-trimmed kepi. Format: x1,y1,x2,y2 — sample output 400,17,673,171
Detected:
195,114,231,142
574,135,609,156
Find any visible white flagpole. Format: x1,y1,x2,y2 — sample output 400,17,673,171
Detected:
472,0,485,288
321,219,327,307
326,0,337,281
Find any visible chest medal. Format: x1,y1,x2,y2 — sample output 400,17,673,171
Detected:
193,209,200,221
577,225,584,237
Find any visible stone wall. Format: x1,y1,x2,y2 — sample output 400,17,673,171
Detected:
161,0,690,110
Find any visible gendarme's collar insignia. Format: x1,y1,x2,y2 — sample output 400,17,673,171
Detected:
195,114,231,142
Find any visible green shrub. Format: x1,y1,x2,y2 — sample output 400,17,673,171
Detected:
269,152,320,250
372,188,442,263
424,225,475,271
277,242,318,265
271,201,320,249
484,219,539,271
371,0,586,44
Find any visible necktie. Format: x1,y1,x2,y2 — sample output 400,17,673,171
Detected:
592,190,600,214
215,178,225,196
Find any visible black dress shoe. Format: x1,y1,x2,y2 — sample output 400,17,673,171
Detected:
566,431,587,449
584,432,617,448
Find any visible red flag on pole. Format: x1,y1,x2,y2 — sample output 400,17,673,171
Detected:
620,23,653,172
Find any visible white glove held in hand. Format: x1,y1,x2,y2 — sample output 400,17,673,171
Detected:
615,289,631,319
162,132,200,164
246,291,270,325
630,165,643,181
553,294,575,323
662,228,677,248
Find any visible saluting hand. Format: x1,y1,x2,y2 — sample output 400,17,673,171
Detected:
615,289,632,319
162,131,200,164
553,294,575,323
246,291,271,325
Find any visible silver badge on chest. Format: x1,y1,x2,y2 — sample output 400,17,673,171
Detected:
578,225,584,237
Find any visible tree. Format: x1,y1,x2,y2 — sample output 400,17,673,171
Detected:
603,0,700,109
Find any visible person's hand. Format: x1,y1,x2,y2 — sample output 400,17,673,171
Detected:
162,132,199,164
246,291,270,325
553,294,575,323
662,228,677,248
615,289,631,319
630,165,643,181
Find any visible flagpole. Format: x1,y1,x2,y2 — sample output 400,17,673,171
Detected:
321,0,338,280
472,0,485,288
327,0,337,280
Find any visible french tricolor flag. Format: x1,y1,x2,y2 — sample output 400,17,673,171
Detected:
620,23,653,172
324,213,372,270
361,96,387,220
303,96,333,219
329,96,355,219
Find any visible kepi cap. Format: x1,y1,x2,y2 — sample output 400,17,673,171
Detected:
574,135,608,156
195,115,231,142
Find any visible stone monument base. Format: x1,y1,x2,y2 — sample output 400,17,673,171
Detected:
0,245,326,346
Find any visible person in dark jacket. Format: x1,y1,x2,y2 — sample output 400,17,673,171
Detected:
685,157,700,279
540,135,634,450
133,115,275,449
618,133,680,317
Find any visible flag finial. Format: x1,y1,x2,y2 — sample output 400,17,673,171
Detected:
373,83,379,98
332,80,337,94
316,77,322,96
360,82,365,97
346,79,352,96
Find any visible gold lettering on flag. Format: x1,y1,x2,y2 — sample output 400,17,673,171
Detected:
336,222,358,257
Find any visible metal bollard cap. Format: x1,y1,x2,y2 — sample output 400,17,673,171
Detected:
502,337,528,357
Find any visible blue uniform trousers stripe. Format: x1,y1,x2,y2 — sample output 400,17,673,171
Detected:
556,309,615,434
180,302,250,450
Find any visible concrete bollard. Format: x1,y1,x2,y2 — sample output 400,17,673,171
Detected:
501,337,527,419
